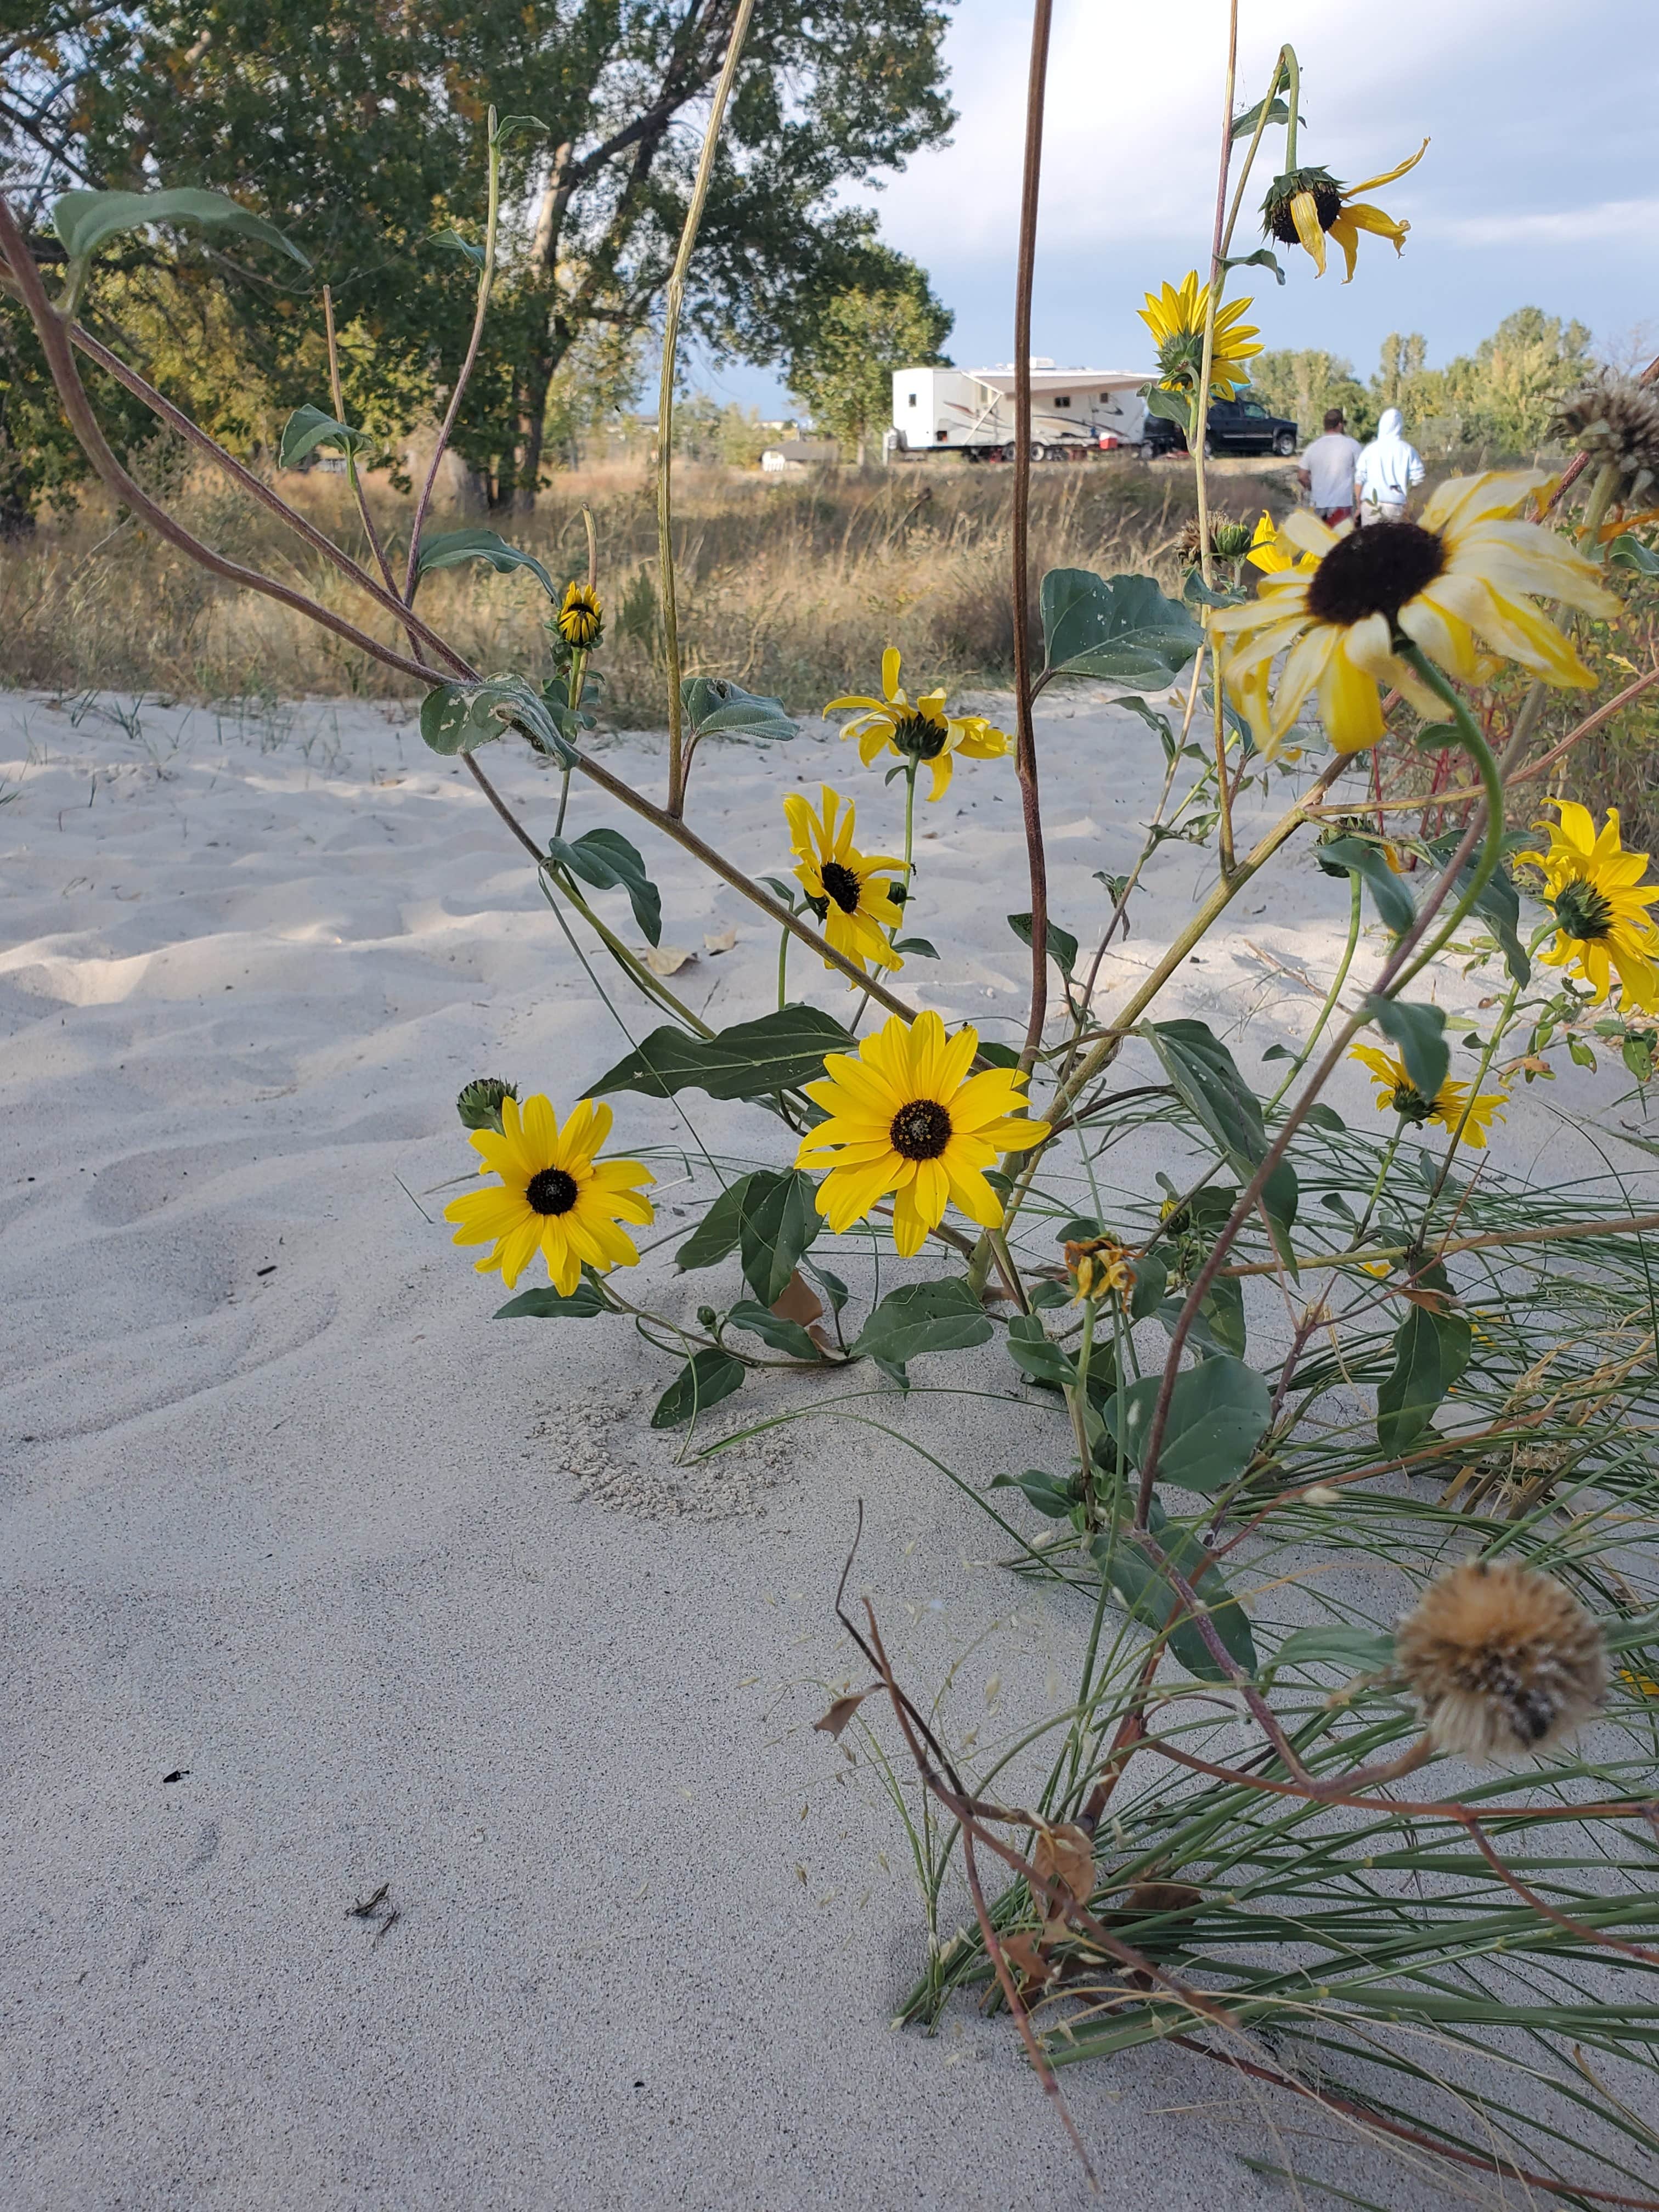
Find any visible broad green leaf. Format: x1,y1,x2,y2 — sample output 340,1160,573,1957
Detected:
1424,830,1532,986
1006,911,1079,978
893,935,939,958
1106,1356,1270,1497
414,527,557,600
675,1175,758,1271
803,1259,849,1313
1316,834,1415,937
975,1041,1023,1070
586,1005,854,1104
991,1467,1080,1519
420,675,575,763
493,1279,606,1319
1040,569,1203,686
1091,1498,1256,1678
1142,385,1196,436
1005,1312,1077,1390
1376,1305,1471,1457
681,676,797,742
1221,245,1285,286
53,185,309,268
1114,695,1176,760
1128,1251,1168,1323
279,404,376,470
651,1348,746,1429
850,1277,992,1387
723,1299,820,1361
1199,1272,1248,1357
1141,1018,1297,1253
1609,533,1659,575
1604,1606,1659,1655
1364,995,1449,1103
1231,93,1295,140
737,1169,822,1306
545,825,662,945
494,113,551,147
1265,1624,1395,1680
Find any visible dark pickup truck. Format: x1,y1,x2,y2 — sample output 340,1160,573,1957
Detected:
1144,395,1299,458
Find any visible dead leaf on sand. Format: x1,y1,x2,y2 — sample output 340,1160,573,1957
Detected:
813,1692,869,1739
1000,1931,1053,1988
643,945,697,977
1031,1821,1096,1909
703,927,738,955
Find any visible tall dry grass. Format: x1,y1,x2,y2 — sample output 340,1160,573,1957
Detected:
0,450,1284,719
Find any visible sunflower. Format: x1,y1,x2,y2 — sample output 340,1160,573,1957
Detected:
444,1093,653,1292
796,1011,1049,1256
825,648,1010,802
1065,1234,1135,1307
1263,140,1429,281
1350,1045,1508,1148
555,580,603,649
1211,471,1619,758
1138,272,1262,402
1246,510,1312,576
783,785,906,977
1526,801,1659,1011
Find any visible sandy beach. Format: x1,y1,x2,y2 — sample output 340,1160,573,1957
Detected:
1,682,1621,2210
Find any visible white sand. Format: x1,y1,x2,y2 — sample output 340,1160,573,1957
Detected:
0,685,1621,2209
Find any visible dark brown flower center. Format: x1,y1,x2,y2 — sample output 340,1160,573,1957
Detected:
1306,522,1447,627
1552,879,1614,942
889,709,947,760
820,859,863,913
526,1166,579,1215
1266,176,1344,243
890,1098,952,1160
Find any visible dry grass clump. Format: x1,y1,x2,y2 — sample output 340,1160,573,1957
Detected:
0,453,1272,716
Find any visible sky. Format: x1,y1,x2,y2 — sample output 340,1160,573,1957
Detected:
694,0,1659,416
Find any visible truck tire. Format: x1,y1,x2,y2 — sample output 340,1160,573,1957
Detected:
1274,429,1296,456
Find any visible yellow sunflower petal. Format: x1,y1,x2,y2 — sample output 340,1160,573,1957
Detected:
1345,138,1430,198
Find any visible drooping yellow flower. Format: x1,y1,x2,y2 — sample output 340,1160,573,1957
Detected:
1263,141,1429,281
1350,1045,1508,1148
783,785,906,978
444,1094,653,1293
556,580,603,648
1246,510,1313,575
825,648,1009,803
1526,801,1659,1011
796,1011,1049,1257
1138,272,1262,402
1212,471,1618,758
1065,1234,1135,1308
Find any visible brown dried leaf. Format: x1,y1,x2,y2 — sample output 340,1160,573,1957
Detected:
813,1692,868,1739
1000,1931,1053,1988
1125,1881,1203,1918
643,944,697,977
1031,1821,1095,1909
771,1269,824,1327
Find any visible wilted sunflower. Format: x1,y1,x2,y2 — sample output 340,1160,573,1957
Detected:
444,1094,653,1293
797,1011,1049,1256
1526,800,1659,1011
1394,1557,1606,1761
1178,514,1256,567
1550,369,1659,504
1262,140,1428,281
825,648,1010,802
782,785,906,978
1212,471,1618,757
555,580,603,649
1350,1045,1508,1148
1138,272,1261,402
1065,1234,1135,1307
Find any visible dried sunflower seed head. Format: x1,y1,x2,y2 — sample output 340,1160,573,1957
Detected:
1395,1557,1606,1762
1550,369,1659,502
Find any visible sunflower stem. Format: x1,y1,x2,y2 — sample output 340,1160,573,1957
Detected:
1282,47,1301,173
776,919,791,1013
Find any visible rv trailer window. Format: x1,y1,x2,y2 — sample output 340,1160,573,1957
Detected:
907,392,917,406
1054,394,1071,407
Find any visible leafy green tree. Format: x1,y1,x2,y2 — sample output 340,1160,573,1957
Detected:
786,252,953,464
1246,348,1373,442
0,0,955,508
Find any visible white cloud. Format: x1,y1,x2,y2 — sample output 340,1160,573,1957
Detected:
1444,200,1659,247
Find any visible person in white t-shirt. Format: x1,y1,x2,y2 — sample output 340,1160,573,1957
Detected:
1296,408,1361,524
1356,407,1426,524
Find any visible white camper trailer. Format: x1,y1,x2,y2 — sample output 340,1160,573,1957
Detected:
890,361,1152,462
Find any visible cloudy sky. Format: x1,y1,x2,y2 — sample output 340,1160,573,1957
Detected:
702,0,1658,413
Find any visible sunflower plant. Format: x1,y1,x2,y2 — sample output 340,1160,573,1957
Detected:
13,36,1659,2208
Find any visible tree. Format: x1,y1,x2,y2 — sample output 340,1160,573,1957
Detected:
1246,347,1373,442
786,251,953,465
0,0,956,507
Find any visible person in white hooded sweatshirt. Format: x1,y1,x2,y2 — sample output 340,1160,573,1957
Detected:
1356,407,1425,523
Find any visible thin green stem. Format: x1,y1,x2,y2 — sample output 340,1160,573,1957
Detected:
1282,45,1301,171
777,919,791,1012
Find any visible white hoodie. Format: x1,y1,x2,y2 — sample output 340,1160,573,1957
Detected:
1357,408,1425,509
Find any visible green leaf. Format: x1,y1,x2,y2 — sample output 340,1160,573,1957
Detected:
1375,1306,1472,1457
53,185,309,268
278,403,376,470
1198,1272,1248,1357
1006,911,1079,978
1609,533,1659,575
681,676,797,742
414,527,557,600
737,1170,822,1305
893,936,939,958
991,1467,1079,1519
975,1040,1023,1070
433,227,486,269
1040,569,1203,687
420,675,575,763
675,1176,758,1272
1091,1499,1256,1678
1364,995,1449,1103
850,1277,992,1387
1423,830,1532,986
1230,93,1296,141
803,1259,849,1313
1141,1018,1297,1253
651,1349,747,1429
586,1005,854,1103
1114,695,1176,760
1316,835,1415,937
1622,1032,1657,1084
723,1299,820,1360
1106,1356,1270,1497
1005,1312,1078,1390
545,826,662,946
1265,1624,1395,1681
1221,245,1285,286
493,1279,606,1319
493,112,550,147
1128,1251,1168,1322
1142,384,1196,435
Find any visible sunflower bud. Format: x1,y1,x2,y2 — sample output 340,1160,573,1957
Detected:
1065,1234,1135,1308
555,580,604,651
1394,1558,1606,1762
456,1076,519,1133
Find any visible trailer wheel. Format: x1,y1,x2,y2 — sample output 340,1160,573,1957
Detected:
964,446,983,464
1029,440,1048,462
